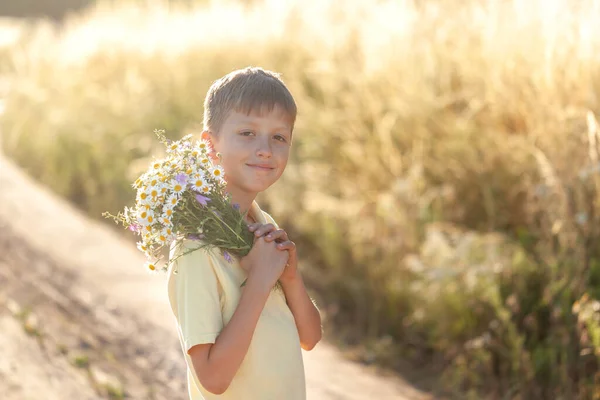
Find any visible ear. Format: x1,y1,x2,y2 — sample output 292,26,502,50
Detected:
201,130,212,142
201,130,218,148
201,130,220,162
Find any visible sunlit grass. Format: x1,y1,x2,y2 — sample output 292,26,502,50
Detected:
1,0,600,397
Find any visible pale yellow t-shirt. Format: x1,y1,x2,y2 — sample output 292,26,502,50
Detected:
166,200,306,400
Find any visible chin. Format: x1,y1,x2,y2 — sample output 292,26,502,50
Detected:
246,181,275,193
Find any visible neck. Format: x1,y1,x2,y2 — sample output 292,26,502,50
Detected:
224,184,258,223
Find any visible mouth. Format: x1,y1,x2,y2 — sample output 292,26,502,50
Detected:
247,164,275,171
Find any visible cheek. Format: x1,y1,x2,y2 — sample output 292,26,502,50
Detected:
275,147,290,164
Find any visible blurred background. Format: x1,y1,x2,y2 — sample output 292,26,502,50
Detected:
1,0,600,399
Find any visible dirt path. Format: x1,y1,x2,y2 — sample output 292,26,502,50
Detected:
0,153,432,400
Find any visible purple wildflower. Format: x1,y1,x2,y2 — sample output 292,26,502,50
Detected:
223,251,233,263
195,194,210,207
128,223,141,233
175,173,187,184
233,203,240,210
187,234,205,241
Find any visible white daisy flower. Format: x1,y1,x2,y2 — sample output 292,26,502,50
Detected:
162,205,175,219
147,185,161,200
190,149,201,158
183,167,195,176
190,176,207,191
171,179,186,195
137,209,155,226
198,181,212,195
197,140,210,153
166,142,180,153
136,241,149,253
136,202,152,216
165,194,179,208
150,160,163,172
158,174,170,185
144,175,161,188
159,215,172,227
198,156,211,168
136,187,150,202
147,196,163,210
157,227,175,245
210,165,225,180
158,185,170,197
133,177,144,189
145,260,159,274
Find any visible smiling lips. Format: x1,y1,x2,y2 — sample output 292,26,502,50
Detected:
247,164,275,171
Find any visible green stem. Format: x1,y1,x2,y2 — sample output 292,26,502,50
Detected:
208,207,247,246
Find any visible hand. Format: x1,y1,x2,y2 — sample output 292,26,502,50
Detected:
240,236,288,291
248,223,298,283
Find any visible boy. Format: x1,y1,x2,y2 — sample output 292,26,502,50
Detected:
167,67,323,399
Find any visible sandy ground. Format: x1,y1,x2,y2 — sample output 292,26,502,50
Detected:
0,154,433,400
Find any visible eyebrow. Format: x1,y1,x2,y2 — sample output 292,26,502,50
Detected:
234,121,291,134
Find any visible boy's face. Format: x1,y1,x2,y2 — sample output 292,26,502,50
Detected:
202,105,293,197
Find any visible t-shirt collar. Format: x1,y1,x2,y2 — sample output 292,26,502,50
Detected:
249,200,267,224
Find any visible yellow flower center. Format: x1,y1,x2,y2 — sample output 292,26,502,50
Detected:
148,216,154,223
140,192,147,200
174,184,182,191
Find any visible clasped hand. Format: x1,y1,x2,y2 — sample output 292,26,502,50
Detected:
246,222,298,283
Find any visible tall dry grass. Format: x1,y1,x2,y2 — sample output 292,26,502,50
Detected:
2,0,600,397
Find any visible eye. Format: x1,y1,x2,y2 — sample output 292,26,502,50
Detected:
274,135,287,142
240,131,255,137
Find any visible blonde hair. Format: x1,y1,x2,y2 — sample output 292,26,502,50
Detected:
203,66,297,133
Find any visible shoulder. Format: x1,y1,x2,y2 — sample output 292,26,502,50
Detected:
168,238,217,275
261,210,280,228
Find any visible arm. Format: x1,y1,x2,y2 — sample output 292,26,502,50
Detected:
189,278,271,394
247,219,323,351
281,272,323,351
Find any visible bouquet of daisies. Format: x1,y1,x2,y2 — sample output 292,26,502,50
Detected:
103,129,267,287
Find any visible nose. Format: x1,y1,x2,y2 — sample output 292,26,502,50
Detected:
256,136,272,158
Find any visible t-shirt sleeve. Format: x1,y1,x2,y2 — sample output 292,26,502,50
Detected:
171,240,223,353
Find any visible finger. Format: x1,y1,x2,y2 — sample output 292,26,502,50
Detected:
276,240,296,251
247,222,261,231
254,223,276,237
265,229,288,242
